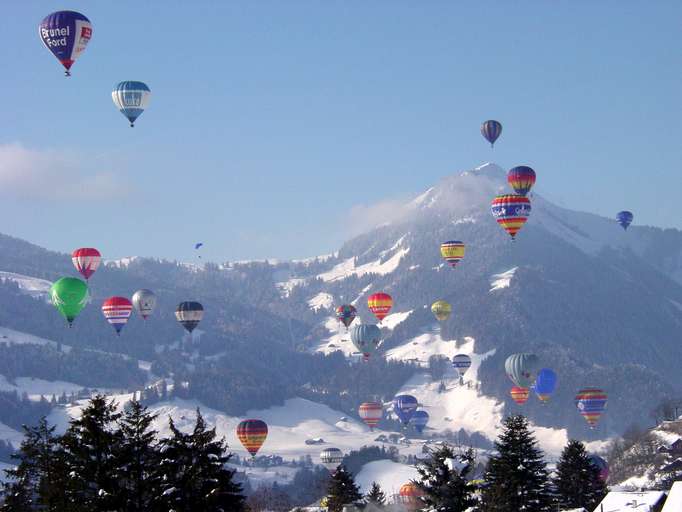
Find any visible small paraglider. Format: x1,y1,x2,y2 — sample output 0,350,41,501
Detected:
39,11,92,76
175,301,204,333
101,296,133,335
320,447,344,472
50,277,88,327
510,386,530,405
534,368,557,403
505,353,540,388
71,248,101,280
491,194,532,240
399,482,425,511
440,241,466,268
236,419,268,457
507,166,536,197
452,354,472,377
616,211,633,230
575,388,607,429
336,304,357,329
481,120,502,147
431,300,452,322
367,292,392,322
132,289,156,319
112,81,151,127
350,324,382,362
392,394,418,427
410,410,429,434
194,243,204,258
588,454,609,482
358,402,383,430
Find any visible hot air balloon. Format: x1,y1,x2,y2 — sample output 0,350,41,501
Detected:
236,419,268,457
507,166,536,196
112,81,151,127
410,410,429,434
575,388,607,429
392,395,418,426
350,324,382,361
510,386,530,405
505,353,540,388
368,292,392,322
431,300,452,322
320,447,344,472
358,402,383,430
588,454,609,482
534,368,557,403
71,248,101,280
481,120,502,147
440,241,466,268
452,354,472,376
336,304,357,329
39,11,92,76
101,297,133,335
399,483,425,511
616,211,633,230
132,289,156,319
175,301,204,333
491,194,532,240
50,277,88,326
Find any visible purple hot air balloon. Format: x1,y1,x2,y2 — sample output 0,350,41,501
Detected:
39,11,92,76
481,120,502,147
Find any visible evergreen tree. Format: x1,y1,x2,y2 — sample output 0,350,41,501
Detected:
154,410,245,511
112,400,160,511
479,415,552,512
59,395,123,511
365,481,386,506
325,465,362,512
415,445,478,511
553,439,607,511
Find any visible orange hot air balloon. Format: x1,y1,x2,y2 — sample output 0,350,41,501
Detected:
399,482,425,511
368,292,392,321
236,419,268,457
491,194,531,240
358,401,383,430
510,386,529,405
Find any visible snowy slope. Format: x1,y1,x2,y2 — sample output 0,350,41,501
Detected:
355,459,419,498
0,271,52,300
0,375,85,401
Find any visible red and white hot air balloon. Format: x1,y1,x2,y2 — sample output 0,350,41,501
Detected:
358,402,383,431
72,248,101,280
101,296,133,335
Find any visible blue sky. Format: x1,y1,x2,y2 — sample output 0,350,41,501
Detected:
2,1,680,262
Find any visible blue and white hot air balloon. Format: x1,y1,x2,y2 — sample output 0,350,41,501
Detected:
112,81,151,127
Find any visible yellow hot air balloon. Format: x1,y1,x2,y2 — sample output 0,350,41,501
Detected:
431,300,452,322
440,240,465,267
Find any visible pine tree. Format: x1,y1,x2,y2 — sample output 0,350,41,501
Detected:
154,409,245,511
365,481,386,506
59,395,123,511
325,465,363,512
112,400,160,511
415,445,478,511
553,439,607,511
479,415,552,512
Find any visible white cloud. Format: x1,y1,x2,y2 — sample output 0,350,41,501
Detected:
0,143,131,200
344,197,411,237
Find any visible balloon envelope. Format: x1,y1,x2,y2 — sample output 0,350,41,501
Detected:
588,454,609,482
101,296,133,335
616,211,633,230
399,482,425,511
358,402,383,430
50,277,88,325
505,353,540,388
320,447,344,471
350,324,382,361
71,247,101,280
452,354,472,376
431,300,452,322
368,292,392,321
336,304,357,328
236,419,268,457
491,195,532,240
132,289,156,319
39,11,92,75
510,386,529,405
410,410,429,433
393,394,418,425
534,368,557,403
575,388,607,428
175,301,204,333
481,120,502,147
507,166,536,196
112,81,151,127
440,241,465,268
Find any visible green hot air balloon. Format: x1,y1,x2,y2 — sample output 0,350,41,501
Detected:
505,353,540,388
50,277,88,326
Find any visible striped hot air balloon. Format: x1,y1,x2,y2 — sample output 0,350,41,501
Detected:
350,324,382,362
392,395,418,426
175,301,204,333
440,240,466,268
507,166,536,196
481,120,502,147
112,81,151,127
39,11,92,76
320,447,344,472
452,354,472,376
101,296,133,335
399,482,425,511
335,304,357,328
72,248,101,280
368,292,392,321
236,419,268,457
616,211,633,230
575,388,607,429
491,195,532,240
410,410,429,434
510,386,529,405
358,402,383,430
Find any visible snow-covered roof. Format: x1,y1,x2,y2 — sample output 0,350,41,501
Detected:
593,491,667,511
662,481,682,512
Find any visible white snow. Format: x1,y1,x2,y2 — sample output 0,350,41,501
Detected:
0,421,25,448
662,481,682,512
595,491,666,511
308,293,334,312
0,375,85,401
313,317,363,359
489,267,517,292
317,247,409,282
291,253,337,265
275,277,308,298
0,326,62,350
355,459,419,499
0,271,52,300
380,310,413,330
104,256,139,268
